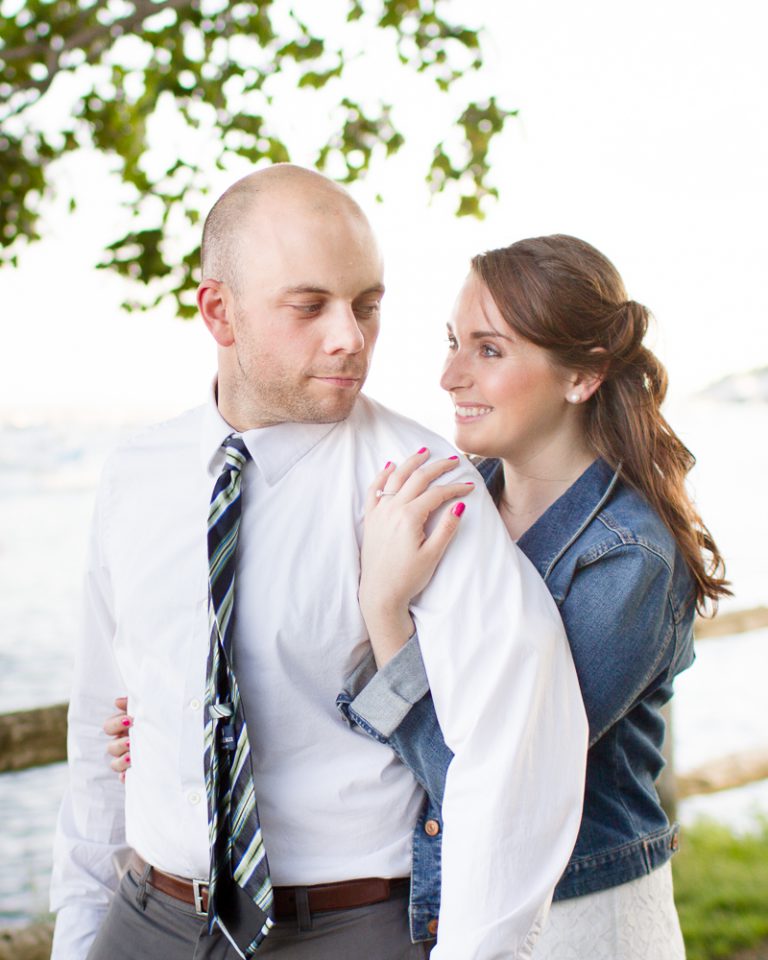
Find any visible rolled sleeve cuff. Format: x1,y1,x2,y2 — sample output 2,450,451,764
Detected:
342,634,429,739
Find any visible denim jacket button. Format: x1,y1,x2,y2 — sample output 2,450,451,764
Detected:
424,818,441,837
427,918,439,936
670,833,679,851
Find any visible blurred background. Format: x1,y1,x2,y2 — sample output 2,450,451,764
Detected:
1,0,767,956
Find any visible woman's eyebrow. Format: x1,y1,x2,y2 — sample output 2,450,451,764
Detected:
468,330,513,340
446,322,512,341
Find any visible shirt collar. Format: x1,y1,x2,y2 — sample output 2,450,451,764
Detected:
199,382,340,485
479,456,621,581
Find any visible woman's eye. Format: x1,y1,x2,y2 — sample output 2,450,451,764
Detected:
446,335,458,349
480,343,500,358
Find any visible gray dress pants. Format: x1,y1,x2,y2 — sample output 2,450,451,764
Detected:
86,866,433,960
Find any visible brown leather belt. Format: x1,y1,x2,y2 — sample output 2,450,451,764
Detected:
129,853,409,921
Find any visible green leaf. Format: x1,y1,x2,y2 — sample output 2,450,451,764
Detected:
0,0,517,312
457,194,483,218
347,0,364,22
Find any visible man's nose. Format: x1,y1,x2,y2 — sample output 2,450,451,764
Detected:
323,304,366,354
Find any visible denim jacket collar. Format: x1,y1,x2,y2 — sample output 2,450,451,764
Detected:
478,457,622,582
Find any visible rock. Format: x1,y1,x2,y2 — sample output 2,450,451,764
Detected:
0,921,54,960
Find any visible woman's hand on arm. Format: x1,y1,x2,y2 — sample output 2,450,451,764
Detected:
102,696,132,782
359,447,474,667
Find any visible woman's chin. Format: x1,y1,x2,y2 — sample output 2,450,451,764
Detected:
453,428,499,461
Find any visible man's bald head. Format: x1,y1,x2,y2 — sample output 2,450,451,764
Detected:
201,164,369,292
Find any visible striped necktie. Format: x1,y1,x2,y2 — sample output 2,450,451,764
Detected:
204,435,273,955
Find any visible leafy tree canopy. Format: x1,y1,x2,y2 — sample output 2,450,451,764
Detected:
0,0,515,315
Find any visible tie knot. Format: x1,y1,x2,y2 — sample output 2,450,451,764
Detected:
222,435,251,472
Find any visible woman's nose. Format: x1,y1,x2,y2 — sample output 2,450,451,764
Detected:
440,351,470,392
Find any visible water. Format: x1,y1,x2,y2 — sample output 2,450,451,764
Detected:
0,399,766,924
0,418,133,925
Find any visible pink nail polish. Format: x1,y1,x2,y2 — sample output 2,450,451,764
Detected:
121,718,132,727
449,455,459,461
125,755,131,764
417,447,428,454
452,502,466,518
465,481,475,485
384,461,392,470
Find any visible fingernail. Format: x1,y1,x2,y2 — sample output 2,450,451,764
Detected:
121,718,132,727
125,740,130,748
384,461,392,470
452,502,466,517
125,755,131,764
120,772,126,783
449,455,459,461
465,481,474,485
417,447,428,454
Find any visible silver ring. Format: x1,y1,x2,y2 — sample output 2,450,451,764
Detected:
375,489,396,498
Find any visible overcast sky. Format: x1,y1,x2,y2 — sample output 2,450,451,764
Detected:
2,0,766,433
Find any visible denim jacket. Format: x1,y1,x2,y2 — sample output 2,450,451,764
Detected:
337,457,696,939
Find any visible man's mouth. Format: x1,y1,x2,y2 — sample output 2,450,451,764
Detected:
313,374,363,388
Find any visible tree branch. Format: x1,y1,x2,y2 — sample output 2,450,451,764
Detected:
1,0,192,66
1,0,195,122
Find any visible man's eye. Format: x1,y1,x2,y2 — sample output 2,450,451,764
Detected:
354,303,381,319
293,303,322,314
446,335,458,349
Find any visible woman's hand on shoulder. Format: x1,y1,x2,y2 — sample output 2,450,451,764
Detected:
359,447,474,666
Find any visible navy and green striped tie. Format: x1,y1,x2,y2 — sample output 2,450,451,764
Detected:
204,435,273,955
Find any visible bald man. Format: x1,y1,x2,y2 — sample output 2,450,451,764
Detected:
50,166,587,960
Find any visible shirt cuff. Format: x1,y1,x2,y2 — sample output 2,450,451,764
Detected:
345,634,430,739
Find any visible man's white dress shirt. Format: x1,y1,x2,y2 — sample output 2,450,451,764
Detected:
51,392,587,960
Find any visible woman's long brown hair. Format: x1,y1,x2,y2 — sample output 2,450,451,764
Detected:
472,235,730,614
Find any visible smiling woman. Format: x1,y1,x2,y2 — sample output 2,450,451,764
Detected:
346,233,731,960
466,235,728,602
443,271,599,500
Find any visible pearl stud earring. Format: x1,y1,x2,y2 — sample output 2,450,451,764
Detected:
568,392,580,403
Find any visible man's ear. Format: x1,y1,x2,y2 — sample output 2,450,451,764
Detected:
198,279,235,347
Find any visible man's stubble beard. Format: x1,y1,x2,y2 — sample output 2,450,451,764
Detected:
233,362,366,426
229,301,373,425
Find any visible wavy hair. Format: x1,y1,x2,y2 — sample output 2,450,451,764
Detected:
471,234,730,613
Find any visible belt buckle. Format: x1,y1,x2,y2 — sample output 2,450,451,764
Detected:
192,878,208,917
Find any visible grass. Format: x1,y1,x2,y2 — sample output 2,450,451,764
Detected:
674,818,768,959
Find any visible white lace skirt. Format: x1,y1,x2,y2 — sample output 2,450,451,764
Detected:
532,862,686,960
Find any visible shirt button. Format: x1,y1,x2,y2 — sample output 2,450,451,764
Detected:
188,791,202,805
424,819,441,837
427,918,439,936
189,698,201,710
